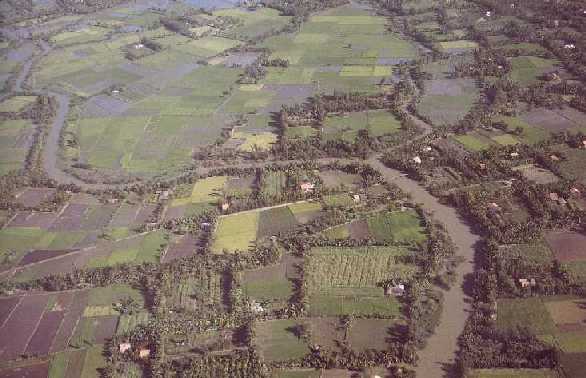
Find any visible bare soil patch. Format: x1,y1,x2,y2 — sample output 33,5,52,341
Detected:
21,212,58,229
520,107,584,132
162,233,197,263
0,294,50,360
309,317,344,350
25,309,64,356
319,170,360,190
93,315,119,344
347,318,394,352
0,361,49,378
512,164,559,184
0,297,21,327
135,204,157,224
50,290,88,353
19,249,78,266
348,219,369,240
49,204,88,231
15,188,56,208
545,231,586,262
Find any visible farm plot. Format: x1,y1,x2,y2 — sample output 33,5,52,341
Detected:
319,170,361,190
261,5,417,94
520,107,586,133
453,132,494,152
465,369,558,378
0,95,37,113
0,119,35,175
211,201,320,253
508,56,559,86
215,8,292,41
255,319,309,362
418,79,479,126
545,231,586,263
242,254,300,311
436,40,478,53
512,164,559,184
495,115,550,145
15,187,56,208
550,146,586,185
305,246,414,317
170,176,228,207
162,233,198,263
162,270,225,315
366,210,427,244
322,110,402,142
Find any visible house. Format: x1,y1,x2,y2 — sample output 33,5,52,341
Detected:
119,343,131,353
300,182,315,193
139,348,151,359
134,43,144,49
250,300,264,313
423,146,432,152
549,192,560,202
519,278,530,288
564,44,575,49
353,194,360,203
582,140,586,148
487,202,500,211
221,202,230,212
485,11,491,17
570,187,581,196
510,152,519,158
385,284,405,297
159,190,170,201
412,156,422,164
550,154,560,161
201,222,211,230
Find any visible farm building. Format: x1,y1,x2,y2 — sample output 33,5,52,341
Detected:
300,182,315,193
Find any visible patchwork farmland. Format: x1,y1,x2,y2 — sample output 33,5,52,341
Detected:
0,0,585,376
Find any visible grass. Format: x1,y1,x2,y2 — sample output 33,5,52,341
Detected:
171,176,228,207
288,201,322,223
215,8,291,40
437,40,478,51
418,93,478,126
491,133,520,146
453,133,493,151
255,319,309,362
323,224,350,240
233,131,277,152
323,194,354,208
322,110,402,141
509,56,558,85
496,298,556,335
49,352,70,378
0,96,37,112
211,211,259,253
495,116,550,144
87,284,144,307
262,171,286,197
258,206,298,238
81,346,106,378
116,312,150,335
466,369,557,378
0,119,34,175
366,210,427,244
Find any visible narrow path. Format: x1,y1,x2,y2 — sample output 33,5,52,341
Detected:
368,156,479,378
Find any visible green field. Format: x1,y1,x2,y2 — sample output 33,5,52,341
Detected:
215,8,292,40
466,369,557,378
366,210,427,244
305,246,413,316
509,56,559,85
0,119,34,175
453,133,493,152
495,116,550,144
171,176,228,207
211,211,259,253
322,110,402,141
255,319,309,362
0,96,37,112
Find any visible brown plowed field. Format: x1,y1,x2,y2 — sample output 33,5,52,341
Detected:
25,310,64,356
0,294,50,360
545,231,586,262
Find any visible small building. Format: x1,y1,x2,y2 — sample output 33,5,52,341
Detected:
570,187,581,196
423,146,432,152
510,152,519,158
488,202,500,211
519,278,530,288
385,284,405,297
353,194,360,203
549,192,560,202
221,202,230,212
139,348,151,359
119,342,131,353
550,154,560,161
564,43,575,49
134,43,145,49
485,11,491,17
159,190,170,201
300,182,315,193
582,140,586,148
412,156,422,164
250,300,264,313
201,222,211,230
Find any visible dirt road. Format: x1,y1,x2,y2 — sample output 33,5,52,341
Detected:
368,156,479,378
